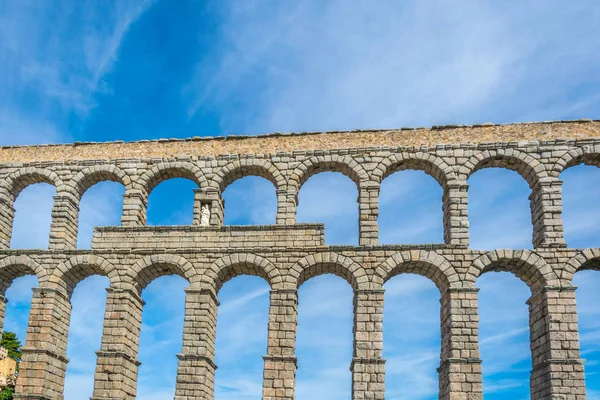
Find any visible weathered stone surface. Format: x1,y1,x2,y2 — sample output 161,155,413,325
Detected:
0,120,597,399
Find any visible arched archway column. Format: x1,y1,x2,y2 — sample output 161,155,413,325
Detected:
174,287,219,400
530,179,565,248
359,183,379,246
0,195,15,249
15,287,71,400
121,190,147,226
528,285,585,399
262,289,298,400
351,289,385,400
49,194,79,250
443,182,470,247
0,294,7,331
91,287,144,400
276,189,296,225
439,287,482,400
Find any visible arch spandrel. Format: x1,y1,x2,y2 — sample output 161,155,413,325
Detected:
135,162,207,195
0,255,47,295
460,149,547,189
128,254,197,294
210,159,287,193
468,249,558,291
289,155,369,192
68,165,133,198
1,167,63,201
372,153,455,188
564,248,600,283
374,250,459,292
206,253,283,293
48,255,121,298
288,252,370,291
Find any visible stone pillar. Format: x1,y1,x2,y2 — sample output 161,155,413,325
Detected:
193,189,212,226
15,287,71,400
48,194,79,250
530,178,566,248
443,182,469,247
359,183,379,246
351,289,385,400
192,188,223,226
263,289,298,400
91,288,144,400
276,189,296,225
439,287,482,400
121,191,147,226
528,286,586,400
175,287,219,400
0,195,14,249
0,295,7,331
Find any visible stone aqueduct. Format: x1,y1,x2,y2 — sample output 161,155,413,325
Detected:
0,120,600,400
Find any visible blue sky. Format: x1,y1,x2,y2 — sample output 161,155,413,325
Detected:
1,1,600,399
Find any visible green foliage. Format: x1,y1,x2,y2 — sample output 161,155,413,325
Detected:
0,332,21,362
0,331,21,400
0,385,14,400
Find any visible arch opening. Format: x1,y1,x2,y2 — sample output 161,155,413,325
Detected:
383,273,440,399
137,275,188,399
477,271,531,399
561,165,600,248
214,275,270,399
468,168,532,250
77,181,125,248
2,274,38,349
63,275,109,400
296,274,353,399
297,172,358,245
147,178,198,226
379,170,443,245
222,176,277,225
11,183,56,249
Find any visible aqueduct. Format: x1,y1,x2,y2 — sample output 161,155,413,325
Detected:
0,119,599,399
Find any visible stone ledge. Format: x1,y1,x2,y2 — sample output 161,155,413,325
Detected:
176,353,217,370
95,351,142,366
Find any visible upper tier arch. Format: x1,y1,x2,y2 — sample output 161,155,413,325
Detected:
460,149,547,188
136,162,207,194
68,165,133,198
552,144,600,176
1,167,63,201
210,159,286,193
372,153,456,187
289,155,368,191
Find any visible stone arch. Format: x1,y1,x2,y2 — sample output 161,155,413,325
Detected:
289,155,368,192
136,162,207,195
551,144,600,177
210,159,287,193
68,165,133,198
372,153,456,188
460,149,547,189
206,253,283,292
129,254,197,293
49,255,120,298
564,248,600,283
468,249,558,291
0,255,47,295
288,252,369,290
1,167,63,200
374,250,459,292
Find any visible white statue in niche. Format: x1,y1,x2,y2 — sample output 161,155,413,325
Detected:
200,203,211,226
